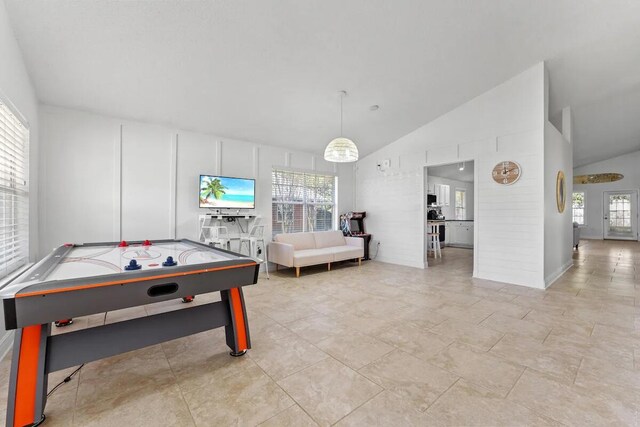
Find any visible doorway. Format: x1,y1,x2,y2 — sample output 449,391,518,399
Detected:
424,161,476,273
603,190,639,240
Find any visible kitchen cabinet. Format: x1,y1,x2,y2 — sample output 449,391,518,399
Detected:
435,184,450,206
447,221,474,247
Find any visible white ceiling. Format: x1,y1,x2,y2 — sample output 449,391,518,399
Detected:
428,162,474,183
5,1,640,164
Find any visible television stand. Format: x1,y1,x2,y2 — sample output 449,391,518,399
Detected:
198,214,258,251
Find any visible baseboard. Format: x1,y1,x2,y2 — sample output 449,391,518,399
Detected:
374,255,424,270
578,235,602,240
0,331,13,360
473,272,545,290
544,259,573,288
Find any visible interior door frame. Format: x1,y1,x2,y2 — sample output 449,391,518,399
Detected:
422,159,478,275
602,189,639,241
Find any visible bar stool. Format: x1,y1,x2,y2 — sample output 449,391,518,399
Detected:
427,231,442,258
240,225,269,279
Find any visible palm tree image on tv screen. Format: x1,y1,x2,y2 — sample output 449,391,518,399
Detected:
199,175,255,209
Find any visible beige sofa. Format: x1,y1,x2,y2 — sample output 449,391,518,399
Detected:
269,231,364,277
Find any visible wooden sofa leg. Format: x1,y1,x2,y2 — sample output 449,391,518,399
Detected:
328,263,331,271
296,267,300,278
275,264,279,271
358,258,362,266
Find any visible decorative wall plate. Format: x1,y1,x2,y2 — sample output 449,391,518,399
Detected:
573,173,623,184
492,161,521,185
556,171,566,213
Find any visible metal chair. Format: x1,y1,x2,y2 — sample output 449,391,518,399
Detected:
205,226,231,250
240,225,269,279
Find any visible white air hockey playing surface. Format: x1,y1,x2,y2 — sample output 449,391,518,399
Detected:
48,241,237,280
1,240,250,298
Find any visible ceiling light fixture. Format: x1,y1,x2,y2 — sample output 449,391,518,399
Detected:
459,161,465,171
324,91,359,163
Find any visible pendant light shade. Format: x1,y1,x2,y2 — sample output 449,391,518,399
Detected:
324,137,359,162
324,91,358,163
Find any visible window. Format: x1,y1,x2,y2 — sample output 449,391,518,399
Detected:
572,192,585,225
272,169,336,235
608,194,631,231
455,189,466,220
0,101,29,279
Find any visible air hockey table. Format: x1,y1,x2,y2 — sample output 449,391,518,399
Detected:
1,239,259,427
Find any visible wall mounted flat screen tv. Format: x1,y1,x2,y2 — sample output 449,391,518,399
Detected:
199,175,255,209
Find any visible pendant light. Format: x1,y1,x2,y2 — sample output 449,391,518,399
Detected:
324,91,359,163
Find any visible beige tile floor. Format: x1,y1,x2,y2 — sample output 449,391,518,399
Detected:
2,239,640,426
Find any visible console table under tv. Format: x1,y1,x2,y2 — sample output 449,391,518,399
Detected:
198,213,259,252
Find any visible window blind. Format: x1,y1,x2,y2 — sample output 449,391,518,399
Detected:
0,102,29,279
272,169,336,236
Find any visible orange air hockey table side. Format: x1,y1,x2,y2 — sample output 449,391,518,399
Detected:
0,239,259,427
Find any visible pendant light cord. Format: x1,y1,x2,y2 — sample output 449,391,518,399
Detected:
340,92,344,137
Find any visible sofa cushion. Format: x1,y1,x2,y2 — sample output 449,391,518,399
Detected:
330,246,364,261
275,232,316,250
293,248,335,267
313,231,346,249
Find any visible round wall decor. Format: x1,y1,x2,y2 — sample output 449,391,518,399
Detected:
492,161,521,185
556,171,566,213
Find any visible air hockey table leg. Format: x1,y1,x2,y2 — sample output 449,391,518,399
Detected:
6,323,50,427
221,287,251,357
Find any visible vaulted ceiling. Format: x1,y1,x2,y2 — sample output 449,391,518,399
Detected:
5,0,640,166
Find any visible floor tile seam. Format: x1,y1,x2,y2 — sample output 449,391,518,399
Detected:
69,366,82,427
504,366,531,402
256,306,324,326
348,345,397,371
249,350,314,424
273,352,346,385
428,325,505,353
252,342,334,381
329,388,386,426
256,403,307,427
67,312,107,425
157,337,198,426
424,340,526,392
572,357,585,385
484,332,507,353
466,342,529,374
270,343,388,424
524,312,593,333
419,377,461,414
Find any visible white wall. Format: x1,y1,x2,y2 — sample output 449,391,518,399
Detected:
543,122,573,285
574,149,640,239
426,175,474,220
0,0,39,353
38,105,355,258
356,63,548,288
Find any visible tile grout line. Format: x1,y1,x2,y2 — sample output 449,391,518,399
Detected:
157,340,199,426
504,365,528,400
573,357,584,385
249,347,315,425
421,377,461,414
329,388,386,426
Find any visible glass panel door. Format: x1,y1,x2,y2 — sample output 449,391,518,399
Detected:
603,191,638,240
